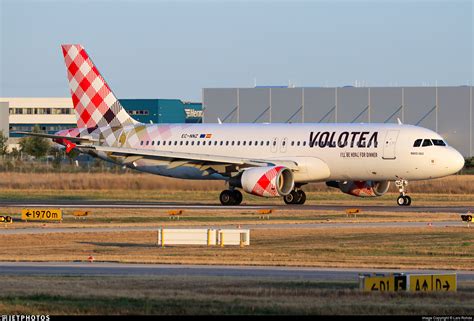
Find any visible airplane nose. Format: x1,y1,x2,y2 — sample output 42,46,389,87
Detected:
451,149,465,173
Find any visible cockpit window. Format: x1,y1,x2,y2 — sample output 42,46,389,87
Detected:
413,139,422,147
432,139,446,146
422,139,433,147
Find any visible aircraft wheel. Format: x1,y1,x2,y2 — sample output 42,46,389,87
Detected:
404,195,412,206
284,190,299,205
220,190,235,206
232,190,243,205
296,190,306,205
397,196,405,206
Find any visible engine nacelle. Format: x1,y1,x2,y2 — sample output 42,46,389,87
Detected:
239,166,294,197
326,180,390,197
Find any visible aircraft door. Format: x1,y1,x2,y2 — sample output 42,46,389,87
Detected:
280,137,288,153
271,137,279,153
382,130,399,160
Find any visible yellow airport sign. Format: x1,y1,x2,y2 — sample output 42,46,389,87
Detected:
21,209,62,221
409,274,456,292
361,275,407,292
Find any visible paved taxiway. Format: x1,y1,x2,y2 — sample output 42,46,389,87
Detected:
1,262,472,281
0,200,471,213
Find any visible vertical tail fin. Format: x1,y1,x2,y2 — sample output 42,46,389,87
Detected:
61,44,138,128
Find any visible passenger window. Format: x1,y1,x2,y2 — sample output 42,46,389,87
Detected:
197,141,201,146
231,141,235,146
220,141,223,146
266,141,270,146
297,141,300,146
174,141,177,145
413,139,422,147
168,141,172,146
157,141,161,146
146,141,149,146
226,141,229,146
432,139,446,146
422,139,432,147
151,141,155,146
140,141,143,146
260,141,264,146
255,141,258,145
191,141,194,146
249,141,252,146
185,141,189,146
303,141,306,146
243,141,246,146
214,141,218,146
180,141,183,146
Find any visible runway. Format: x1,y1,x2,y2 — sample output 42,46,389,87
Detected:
1,262,472,281
0,200,472,213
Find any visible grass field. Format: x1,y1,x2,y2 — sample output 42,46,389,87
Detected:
0,275,472,315
0,227,472,270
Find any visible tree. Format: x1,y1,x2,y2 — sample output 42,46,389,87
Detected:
19,125,50,159
0,130,8,156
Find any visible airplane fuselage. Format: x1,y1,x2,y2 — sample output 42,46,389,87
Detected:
68,122,464,183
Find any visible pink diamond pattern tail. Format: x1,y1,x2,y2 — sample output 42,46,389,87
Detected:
61,44,137,128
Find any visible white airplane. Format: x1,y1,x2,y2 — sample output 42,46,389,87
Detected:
19,45,465,206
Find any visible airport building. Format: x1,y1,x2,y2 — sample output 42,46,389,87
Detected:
0,102,9,138
0,97,203,139
203,86,473,157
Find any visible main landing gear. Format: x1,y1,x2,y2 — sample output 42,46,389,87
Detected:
219,189,243,206
395,179,411,206
283,189,306,205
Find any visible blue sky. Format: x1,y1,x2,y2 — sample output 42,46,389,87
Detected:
1,0,472,101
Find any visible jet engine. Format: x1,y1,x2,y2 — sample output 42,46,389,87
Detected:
326,180,390,197
232,166,294,197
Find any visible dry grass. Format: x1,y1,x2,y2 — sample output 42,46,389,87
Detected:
0,227,471,270
0,275,472,315
0,172,473,194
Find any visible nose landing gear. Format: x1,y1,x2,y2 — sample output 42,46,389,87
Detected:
395,179,411,206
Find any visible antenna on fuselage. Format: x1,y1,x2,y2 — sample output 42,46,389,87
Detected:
217,117,223,124
397,118,403,125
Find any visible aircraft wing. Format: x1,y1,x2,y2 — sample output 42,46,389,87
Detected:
12,131,99,143
78,144,299,172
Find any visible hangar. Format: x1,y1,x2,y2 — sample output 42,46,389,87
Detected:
202,86,473,157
